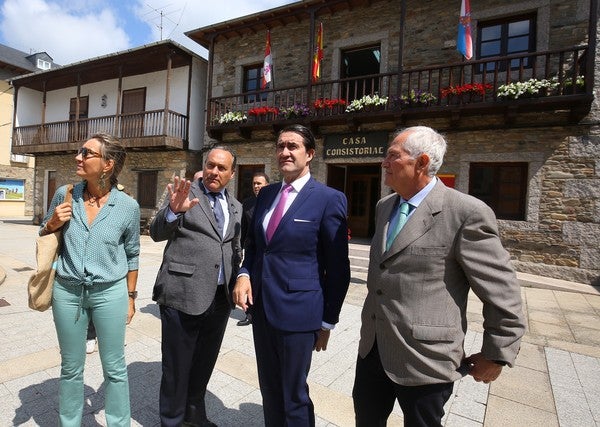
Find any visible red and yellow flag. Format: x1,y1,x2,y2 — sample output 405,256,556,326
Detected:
311,22,323,82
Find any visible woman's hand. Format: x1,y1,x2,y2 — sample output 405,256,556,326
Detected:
45,201,72,233
126,298,135,324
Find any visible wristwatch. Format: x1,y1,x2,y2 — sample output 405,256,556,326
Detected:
128,291,138,300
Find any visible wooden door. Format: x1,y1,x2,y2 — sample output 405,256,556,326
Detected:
347,174,373,237
68,96,88,142
121,88,146,138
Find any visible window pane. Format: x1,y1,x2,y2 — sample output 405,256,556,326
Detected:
247,80,258,91
480,40,501,57
508,20,530,36
508,35,529,53
246,68,258,79
481,25,501,41
469,163,527,220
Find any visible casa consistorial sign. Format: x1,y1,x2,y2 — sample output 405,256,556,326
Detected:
324,131,388,159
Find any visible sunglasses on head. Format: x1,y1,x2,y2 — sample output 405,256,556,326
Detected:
77,147,102,159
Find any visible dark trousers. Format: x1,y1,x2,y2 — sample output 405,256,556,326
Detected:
353,342,454,427
252,300,318,427
159,286,230,427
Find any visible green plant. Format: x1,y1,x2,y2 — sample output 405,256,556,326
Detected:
279,103,311,119
345,93,389,112
562,75,585,88
497,78,559,100
396,89,437,106
217,111,247,124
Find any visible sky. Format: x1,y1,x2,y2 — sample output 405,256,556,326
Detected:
0,0,297,65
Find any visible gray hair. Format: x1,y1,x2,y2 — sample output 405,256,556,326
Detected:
393,126,447,177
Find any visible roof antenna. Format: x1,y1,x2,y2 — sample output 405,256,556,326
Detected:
143,3,182,41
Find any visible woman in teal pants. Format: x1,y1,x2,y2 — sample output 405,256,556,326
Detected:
41,133,140,426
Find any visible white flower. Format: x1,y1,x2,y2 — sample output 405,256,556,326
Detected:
497,78,559,99
344,93,388,112
218,111,247,124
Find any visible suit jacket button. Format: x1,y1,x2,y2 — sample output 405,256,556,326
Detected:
371,314,376,320
379,263,385,269
376,289,383,295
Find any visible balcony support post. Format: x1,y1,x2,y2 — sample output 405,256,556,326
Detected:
163,54,172,136
115,67,123,137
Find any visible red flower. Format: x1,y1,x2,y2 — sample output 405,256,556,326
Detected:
248,106,280,116
313,98,347,109
441,83,492,98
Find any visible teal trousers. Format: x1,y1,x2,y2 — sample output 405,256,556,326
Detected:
52,278,130,426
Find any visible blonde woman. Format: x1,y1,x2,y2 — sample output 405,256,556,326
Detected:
41,133,140,426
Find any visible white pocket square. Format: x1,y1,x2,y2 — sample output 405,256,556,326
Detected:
293,218,312,223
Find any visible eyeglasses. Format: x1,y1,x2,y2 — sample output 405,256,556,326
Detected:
77,147,102,159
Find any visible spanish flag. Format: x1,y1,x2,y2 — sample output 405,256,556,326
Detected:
312,22,323,82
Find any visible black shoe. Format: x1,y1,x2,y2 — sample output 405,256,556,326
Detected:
237,316,251,326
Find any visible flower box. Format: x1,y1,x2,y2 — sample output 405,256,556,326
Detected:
497,78,559,100
279,103,311,120
313,98,347,116
248,106,280,122
345,94,388,112
395,89,437,108
217,111,247,125
441,83,492,105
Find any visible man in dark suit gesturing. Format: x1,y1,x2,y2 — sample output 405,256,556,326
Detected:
233,124,350,426
353,126,526,426
151,147,242,427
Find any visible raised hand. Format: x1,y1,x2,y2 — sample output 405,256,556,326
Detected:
168,176,200,213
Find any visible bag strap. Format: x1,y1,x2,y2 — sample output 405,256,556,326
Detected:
64,184,73,205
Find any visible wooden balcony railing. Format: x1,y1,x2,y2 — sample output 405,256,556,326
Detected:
12,109,188,147
208,45,590,129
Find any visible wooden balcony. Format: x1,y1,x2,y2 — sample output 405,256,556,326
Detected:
12,109,188,156
207,45,592,139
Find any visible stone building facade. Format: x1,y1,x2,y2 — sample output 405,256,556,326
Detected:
188,0,599,285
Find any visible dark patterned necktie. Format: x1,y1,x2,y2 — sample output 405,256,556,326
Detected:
210,192,224,236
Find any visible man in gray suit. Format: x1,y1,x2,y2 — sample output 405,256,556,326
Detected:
151,147,242,427
353,126,526,427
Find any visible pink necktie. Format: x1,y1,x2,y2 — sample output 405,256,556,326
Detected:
266,184,292,242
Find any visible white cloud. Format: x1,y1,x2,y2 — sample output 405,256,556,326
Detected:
0,0,297,65
0,0,130,65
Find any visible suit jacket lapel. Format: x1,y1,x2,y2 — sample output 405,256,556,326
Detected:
278,178,313,230
382,181,446,262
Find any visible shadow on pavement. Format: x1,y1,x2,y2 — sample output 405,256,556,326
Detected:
12,361,264,426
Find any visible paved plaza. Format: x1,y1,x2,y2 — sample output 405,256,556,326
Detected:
0,218,599,426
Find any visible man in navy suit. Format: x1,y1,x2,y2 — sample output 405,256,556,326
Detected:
233,124,350,426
